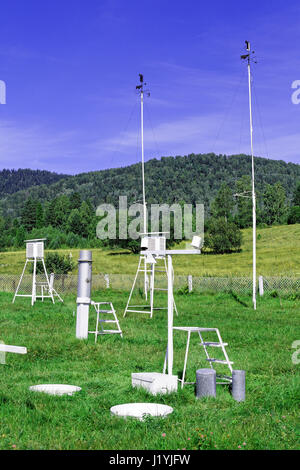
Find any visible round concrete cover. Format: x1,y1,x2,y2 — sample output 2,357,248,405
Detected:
110,403,173,421
29,384,81,396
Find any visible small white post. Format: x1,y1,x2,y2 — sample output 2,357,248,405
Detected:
104,274,110,289
259,276,264,296
188,275,193,293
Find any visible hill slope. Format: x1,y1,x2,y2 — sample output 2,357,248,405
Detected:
0,168,69,198
1,223,299,276
0,153,299,217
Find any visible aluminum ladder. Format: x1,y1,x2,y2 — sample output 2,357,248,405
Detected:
163,327,233,388
89,301,123,343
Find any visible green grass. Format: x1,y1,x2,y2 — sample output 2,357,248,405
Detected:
0,290,299,450
0,223,299,276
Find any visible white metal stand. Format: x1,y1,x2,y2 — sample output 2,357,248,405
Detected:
123,253,178,318
130,243,201,395
12,239,56,306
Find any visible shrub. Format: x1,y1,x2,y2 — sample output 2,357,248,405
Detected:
33,252,75,274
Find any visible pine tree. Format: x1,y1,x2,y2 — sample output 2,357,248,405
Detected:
21,198,37,231
262,182,287,225
210,183,234,221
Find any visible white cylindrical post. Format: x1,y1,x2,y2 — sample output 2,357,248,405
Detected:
104,274,110,289
188,275,193,293
259,275,264,296
76,250,93,339
167,255,174,376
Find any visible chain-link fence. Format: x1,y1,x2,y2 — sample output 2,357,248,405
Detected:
1,273,299,296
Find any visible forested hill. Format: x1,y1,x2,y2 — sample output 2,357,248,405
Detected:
0,169,69,198
0,153,299,217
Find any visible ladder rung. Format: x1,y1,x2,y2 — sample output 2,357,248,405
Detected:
199,342,228,347
153,288,168,291
97,330,122,335
206,359,234,365
98,310,114,313
216,374,232,381
99,319,118,323
125,310,152,314
129,305,150,308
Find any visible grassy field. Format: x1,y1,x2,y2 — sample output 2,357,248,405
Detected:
0,224,299,276
0,290,299,450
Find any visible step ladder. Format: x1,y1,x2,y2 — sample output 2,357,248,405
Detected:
197,327,233,385
163,327,233,388
89,301,123,343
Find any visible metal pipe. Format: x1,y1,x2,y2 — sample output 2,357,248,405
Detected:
76,250,92,339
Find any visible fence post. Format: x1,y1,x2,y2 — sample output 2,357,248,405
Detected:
104,274,110,289
188,275,193,293
259,276,264,296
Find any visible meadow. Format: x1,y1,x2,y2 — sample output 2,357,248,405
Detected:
0,224,299,277
0,289,298,450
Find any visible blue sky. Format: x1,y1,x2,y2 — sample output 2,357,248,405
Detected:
0,0,299,174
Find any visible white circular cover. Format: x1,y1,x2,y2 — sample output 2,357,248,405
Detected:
29,384,81,396
110,403,173,421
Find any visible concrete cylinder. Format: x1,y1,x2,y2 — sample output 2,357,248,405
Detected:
76,250,92,339
231,370,246,402
196,368,216,399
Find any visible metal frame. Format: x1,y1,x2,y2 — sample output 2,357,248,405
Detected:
163,327,233,388
12,239,58,306
89,301,123,342
123,249,178,319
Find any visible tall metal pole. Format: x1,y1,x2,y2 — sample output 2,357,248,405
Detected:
137,74,149,298
245,41,257,310
140,87,147,234
137,74,147,234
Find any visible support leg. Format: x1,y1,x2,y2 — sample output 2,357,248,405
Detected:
150,262,155,318
32,258,37,306
164,257,178,316
181,330,191,389
123,256,142,317
12,259,28,304
42,258,54,304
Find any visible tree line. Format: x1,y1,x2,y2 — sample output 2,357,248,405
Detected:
0,177,298,254
0,153,299,219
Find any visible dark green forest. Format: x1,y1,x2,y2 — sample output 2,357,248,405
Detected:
0,168,69,198
0,153,299,253
1,153,299,217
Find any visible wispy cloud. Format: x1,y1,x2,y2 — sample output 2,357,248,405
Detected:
0,120,81,172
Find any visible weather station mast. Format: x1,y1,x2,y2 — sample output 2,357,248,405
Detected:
136,73,150,235
241,40,257,310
